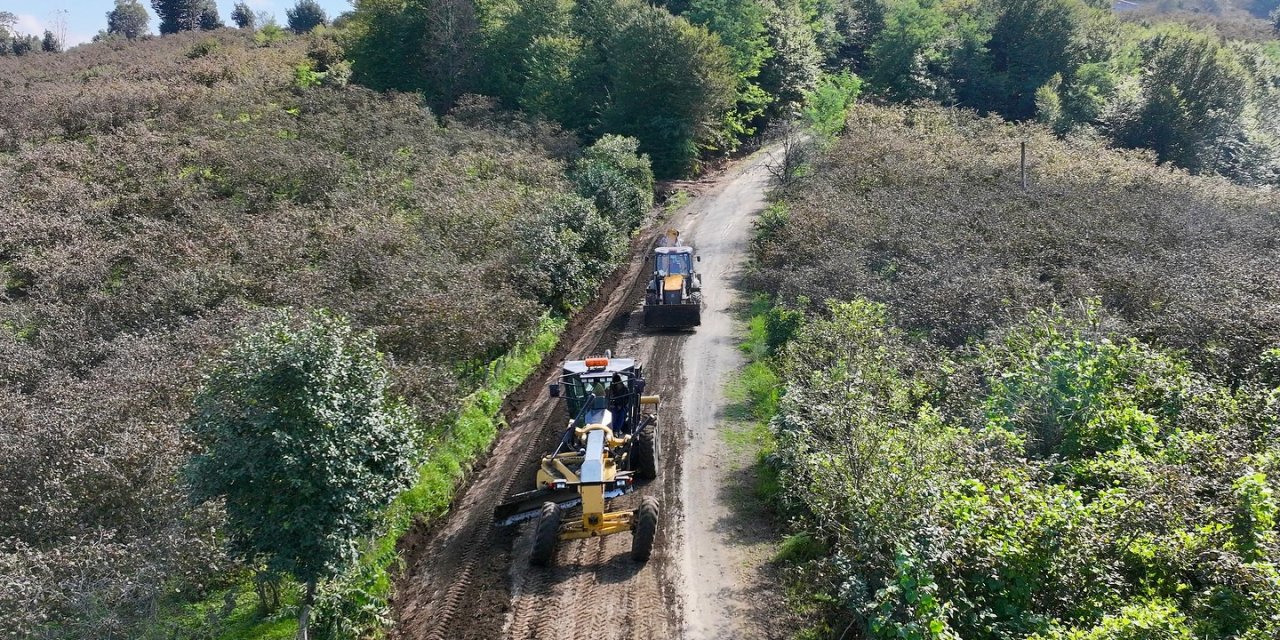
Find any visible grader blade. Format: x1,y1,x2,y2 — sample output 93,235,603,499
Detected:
494,486,625,527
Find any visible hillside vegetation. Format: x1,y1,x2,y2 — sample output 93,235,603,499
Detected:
341,0,1280,185
0,30,651,638
751,104,1280,638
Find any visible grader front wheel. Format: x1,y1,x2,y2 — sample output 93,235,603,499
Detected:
531,502,561,566
631,496,659,562
632,424,658,480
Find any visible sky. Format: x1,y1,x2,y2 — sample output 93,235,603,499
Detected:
0,0,354,47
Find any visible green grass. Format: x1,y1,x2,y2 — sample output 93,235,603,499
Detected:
722,295,783,495
155,316,567,639
663,189,691,215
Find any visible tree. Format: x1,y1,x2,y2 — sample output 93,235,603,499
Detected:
479,0,575,104
41,30,60,53
287,0,328,34
152,0,222,34
198,2,223,30
107,0,150,39
185,312,418,637
684,0,773,146
231,2,256,30
348,0,482,112
983,0,1092,119
759,0,823,112
1109,28,1251,174
601,5,737,176
571,134,655,231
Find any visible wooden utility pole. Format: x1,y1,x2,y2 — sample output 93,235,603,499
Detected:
1020,141,1028,192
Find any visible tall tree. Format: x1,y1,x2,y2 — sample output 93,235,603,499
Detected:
601,4,736,176
759,0,823,112
348,0,482,112
983,0,1091,119
107,0,150,39
152,0,222,34
0,11,17,55
684,0,773,145
41,30,60,53
287,0,328,34
1109,28,1251,174
198,2,223,30
231,2,256,30
479,0,574,104
185,313,417,638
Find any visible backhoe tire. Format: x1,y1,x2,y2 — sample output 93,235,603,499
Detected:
633,423,658,480
631,496,659,562
531,502,561,567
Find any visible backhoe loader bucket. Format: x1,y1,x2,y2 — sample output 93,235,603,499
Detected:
643,302,701,328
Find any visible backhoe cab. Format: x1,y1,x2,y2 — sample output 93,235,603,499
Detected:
494,355,661,565
644,229,702,328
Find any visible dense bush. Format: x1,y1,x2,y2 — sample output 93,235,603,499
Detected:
754,102,1280,639
752,103,1280,381
770,301,1280,640
186,311,418,634
0,30,650,637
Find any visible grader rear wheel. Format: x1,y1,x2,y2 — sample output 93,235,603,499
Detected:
631,496,659,562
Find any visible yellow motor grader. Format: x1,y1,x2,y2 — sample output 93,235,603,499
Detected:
644,229,702,329
494,355,660,565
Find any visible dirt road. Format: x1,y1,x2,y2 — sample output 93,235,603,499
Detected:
391,147,782,640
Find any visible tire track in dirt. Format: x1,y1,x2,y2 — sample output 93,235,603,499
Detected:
392,208,685,639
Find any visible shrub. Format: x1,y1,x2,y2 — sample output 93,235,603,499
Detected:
185,311,418,633
572,134,655,232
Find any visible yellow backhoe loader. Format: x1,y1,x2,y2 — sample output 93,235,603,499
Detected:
644,229,702,329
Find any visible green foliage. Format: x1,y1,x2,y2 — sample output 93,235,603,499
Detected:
685,0,773,146
518,34,586,124
346,0,482,112
854,0,1279,183
185,312,419,588
514,193,627,311
759,0,823,111
286,0,328,35
868,551,961,640
802,71,862,138
1030,600,1194,640
571,134,656,232
153,0,222,35
231,2,256,30
1034,73,1064,130
1107,26,1252,175
186,36,219,59
600,4,738,176
107,0,151,40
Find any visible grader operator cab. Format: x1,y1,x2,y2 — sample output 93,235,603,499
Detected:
644,230,702,328
494,355,660,565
